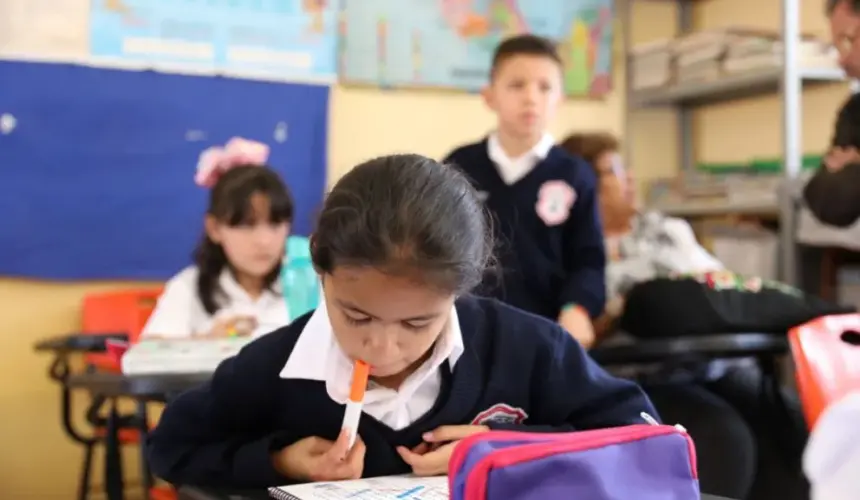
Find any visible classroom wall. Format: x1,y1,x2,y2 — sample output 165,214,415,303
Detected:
1,2,681,497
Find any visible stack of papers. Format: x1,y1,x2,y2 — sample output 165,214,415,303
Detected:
269,475,449,500
121,338,253,375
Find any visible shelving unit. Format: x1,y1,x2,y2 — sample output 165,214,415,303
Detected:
630,66,845,108
647,199,780,218
619,0,849,285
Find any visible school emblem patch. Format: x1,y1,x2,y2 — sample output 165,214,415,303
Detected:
535,180,576,226
471,403,529,426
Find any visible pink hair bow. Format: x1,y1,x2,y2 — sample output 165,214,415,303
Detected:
195,137,270,188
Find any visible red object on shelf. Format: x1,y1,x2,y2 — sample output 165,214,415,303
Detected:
105,339,130,365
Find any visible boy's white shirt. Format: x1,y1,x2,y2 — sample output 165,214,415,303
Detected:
141,266,289,339
279,300,464,430
487,132,554,185
804,392,860,500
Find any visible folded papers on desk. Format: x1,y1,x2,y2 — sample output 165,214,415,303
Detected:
121,338,253,375
269,475,448,500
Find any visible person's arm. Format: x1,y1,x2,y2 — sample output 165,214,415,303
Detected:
146,333,298,488
558,166,607,343
803,94,860,228
804,163,860,227
141,272,197,339
558,305,596,348
486,323,657,433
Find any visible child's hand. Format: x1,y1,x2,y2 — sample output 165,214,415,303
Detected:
272,429,366,482
396,425,488,476
558,306,596,349
206,315,258,338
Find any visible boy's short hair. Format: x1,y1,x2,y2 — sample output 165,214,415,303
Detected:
490,34,562,78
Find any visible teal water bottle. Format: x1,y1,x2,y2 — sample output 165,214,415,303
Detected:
282,235,320,321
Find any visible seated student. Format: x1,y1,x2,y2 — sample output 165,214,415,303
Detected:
146,153,657,488
142,138,294,340
444,34,605,348
561,131,810,500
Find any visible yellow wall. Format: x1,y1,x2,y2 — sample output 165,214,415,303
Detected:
1,2,674,497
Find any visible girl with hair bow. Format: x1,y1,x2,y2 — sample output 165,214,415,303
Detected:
142,137,295,340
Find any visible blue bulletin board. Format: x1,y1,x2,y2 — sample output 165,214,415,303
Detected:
0,60,329,280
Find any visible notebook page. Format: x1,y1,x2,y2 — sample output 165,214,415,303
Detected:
273,475,448,499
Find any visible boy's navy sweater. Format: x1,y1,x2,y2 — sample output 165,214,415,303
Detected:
445,140,607,320
147,296,655,489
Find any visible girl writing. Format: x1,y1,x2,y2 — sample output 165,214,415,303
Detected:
141,138,294,339
146,154,655,488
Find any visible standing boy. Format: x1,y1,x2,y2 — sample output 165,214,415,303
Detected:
444,34,605,348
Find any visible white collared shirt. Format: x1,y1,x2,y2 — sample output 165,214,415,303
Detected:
141,266,289,339
279,300,465,430
487,132,554,185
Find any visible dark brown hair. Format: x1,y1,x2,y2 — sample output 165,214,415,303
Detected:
311,154,493,295
194,166,294,314
490,34,562,78
560,132,620,172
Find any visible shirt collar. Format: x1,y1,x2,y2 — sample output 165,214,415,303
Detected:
218,269,281,308
279,300,465,383
487,132,554,184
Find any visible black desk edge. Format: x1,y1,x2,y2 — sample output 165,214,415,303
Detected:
590,332,788,365
33,332,129,353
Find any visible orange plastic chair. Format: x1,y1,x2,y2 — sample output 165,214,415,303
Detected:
78,288,175,500
788,313,860,429
82,288,162,371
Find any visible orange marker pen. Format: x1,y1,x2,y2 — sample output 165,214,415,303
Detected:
341,360,370,449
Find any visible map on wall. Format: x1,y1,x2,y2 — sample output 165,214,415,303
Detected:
339,0,614,97
89,0,338,81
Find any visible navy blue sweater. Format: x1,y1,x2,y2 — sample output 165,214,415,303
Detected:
445,140,607,320
147,296,655,489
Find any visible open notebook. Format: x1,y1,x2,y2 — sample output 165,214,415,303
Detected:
268,475,448,500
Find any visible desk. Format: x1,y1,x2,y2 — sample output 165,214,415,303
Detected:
590,332,788,366
34,332,213,500
34,332,128,353
66,371,210,400
66,372,211,498
178,486,737,500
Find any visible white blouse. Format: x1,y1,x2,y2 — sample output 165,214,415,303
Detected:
141,266,289,339
279,300,464,430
